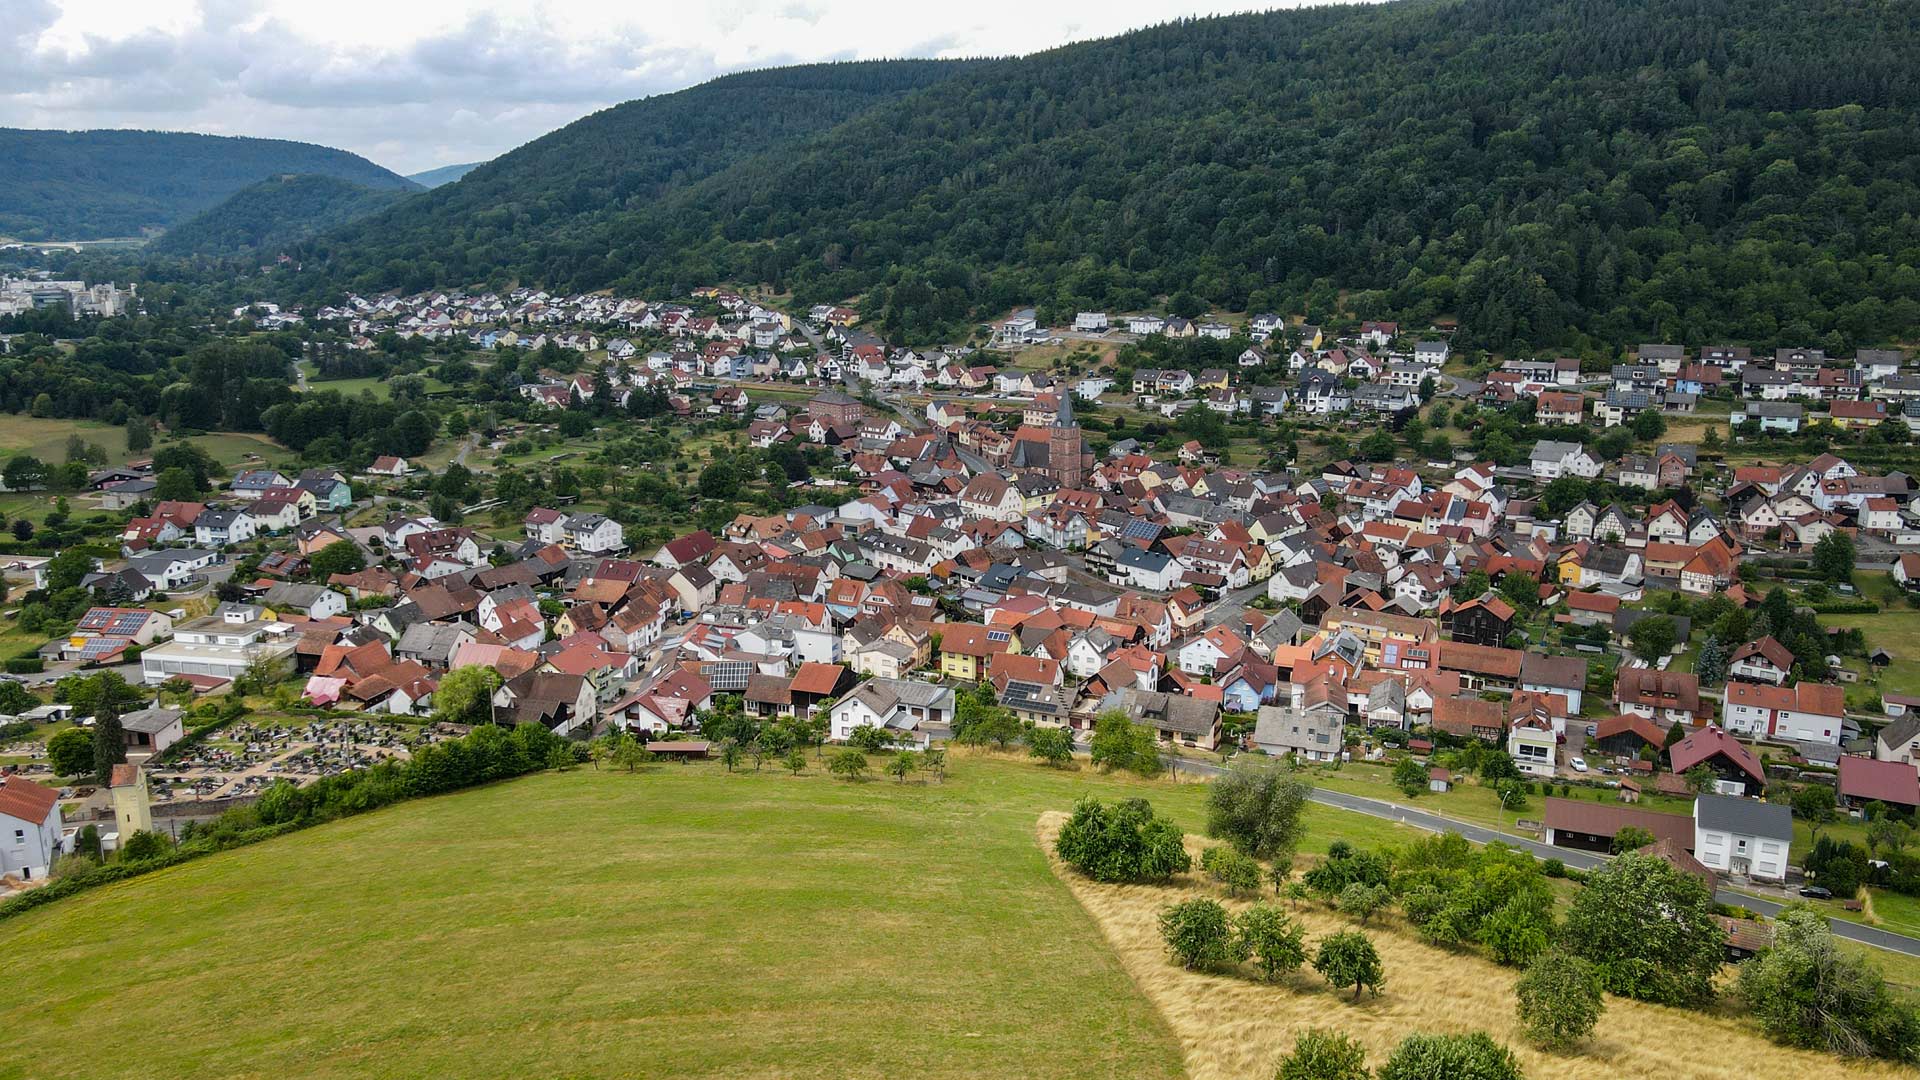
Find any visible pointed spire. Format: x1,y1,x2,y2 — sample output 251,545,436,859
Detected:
1054,388,1075,429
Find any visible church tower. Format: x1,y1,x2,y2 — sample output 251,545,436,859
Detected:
1049,391,1089,491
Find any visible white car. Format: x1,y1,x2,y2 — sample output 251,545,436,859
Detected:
1570,757,1588,773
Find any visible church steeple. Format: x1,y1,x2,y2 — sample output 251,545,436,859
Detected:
1053,387,1075,428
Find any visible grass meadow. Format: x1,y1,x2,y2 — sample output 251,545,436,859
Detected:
0,753,1420,1080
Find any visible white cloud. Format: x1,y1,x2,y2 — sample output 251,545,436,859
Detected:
3,0,1342,174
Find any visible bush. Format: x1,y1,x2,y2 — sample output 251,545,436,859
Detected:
1159,898,1247,971
1542,858,1566,878
118,829,172,862
1377,1032,1523,1080
1514,951,1605,1050
1201,845,1265,897
1303,843,1392,900
5,658,43,674
46,726,93,777
1337,882,1392,925
1276,1029,1371,1080
1055,797,1192,883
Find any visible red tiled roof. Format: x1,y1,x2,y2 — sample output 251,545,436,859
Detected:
1838,755,1920,807
0,775,60,823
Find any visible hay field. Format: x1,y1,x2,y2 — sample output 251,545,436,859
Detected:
1037,811,1905,1080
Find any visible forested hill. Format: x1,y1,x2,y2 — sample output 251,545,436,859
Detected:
0,129,416,241
295,0,1920,354
406,163,485,188
149,175,416,260
299,59,975,298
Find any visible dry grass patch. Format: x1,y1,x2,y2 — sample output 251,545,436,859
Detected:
1037,811,1904,1080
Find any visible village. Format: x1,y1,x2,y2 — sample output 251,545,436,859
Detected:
4,286,1920,967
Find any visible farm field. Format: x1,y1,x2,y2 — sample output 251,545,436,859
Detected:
0,414,287,473
0,754,1421,1080
1041,812,1907,1080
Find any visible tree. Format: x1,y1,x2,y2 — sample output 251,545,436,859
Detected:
956,688,1024,749
1682,764,1717,795
1236,904,1308,983
1314,931,1384,1001
1393,756,1428,797
784,750,807,775
1811,531,1857,584
1626,614,1677,662
46,727,93,777
0,679,36,715
828,749,869,781
1695,634,1729,685
1158,898,1248,971
1610,825,1656,854
1205,765,1313,858
309,541,366,578
1738,905,1920,1062
433,666,503,725
1275,1029,1370,1080
43,548,94,594
720,739,744,772
1868,816,1911,857
1026,725,1074,767
611,733,651,772
1338,883,1392,925
1630,408,1666,441
1792,784,1840,845
1514,951,1605,1050
1089,709,1161,777
847,723,893,753
153,466,202,502
887,749,918,782
91,700,126,785
1054,796,1191,883
124,415,152,453
1376,1032,1522,1080
1562,852,1724,1005
2,455,47,491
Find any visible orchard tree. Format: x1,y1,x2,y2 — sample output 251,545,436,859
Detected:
1562,852,1724,1005
1159,898,1248,971
1514,951,1605,1050
828,749,869,781
1393,756,1429,797
1025,725,1074,767
1738,905,1920,1062
1206,764,1313,858
1314,931,1385,1001
1236,904,1308,982
1338,883,1392,925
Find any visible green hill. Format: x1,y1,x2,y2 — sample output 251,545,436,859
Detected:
149,174,416,259
298,0,1920,353
296,59,975,296
0,128,416,241
406,162,485,188
0,756,1420,1079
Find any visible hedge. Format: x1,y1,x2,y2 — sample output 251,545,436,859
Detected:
4,659,43,674
1810,600,1880,614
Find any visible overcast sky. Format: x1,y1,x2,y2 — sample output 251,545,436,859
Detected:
7,1,1336,175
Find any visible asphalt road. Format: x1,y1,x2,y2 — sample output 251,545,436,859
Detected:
1167,756,1920,956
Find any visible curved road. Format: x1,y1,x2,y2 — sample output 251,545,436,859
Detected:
1168,757,1920,957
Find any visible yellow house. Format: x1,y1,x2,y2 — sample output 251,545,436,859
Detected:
1556,552,1584,588
883,622,932,671
1192,370,1230,391
937,623,1017,682
109,763,151,837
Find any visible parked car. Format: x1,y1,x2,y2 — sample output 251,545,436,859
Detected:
1799,885,1834,900
1585,723,1596,737
1570,757,1588,773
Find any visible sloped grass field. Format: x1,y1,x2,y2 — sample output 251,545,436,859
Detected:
0,755,1417,1080
1039,813,1907,1080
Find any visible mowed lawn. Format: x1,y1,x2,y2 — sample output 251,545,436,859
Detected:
0,754,1421,1080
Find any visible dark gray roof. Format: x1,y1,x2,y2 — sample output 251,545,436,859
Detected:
1694,794,1792,840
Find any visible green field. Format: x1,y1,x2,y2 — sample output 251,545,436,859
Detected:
0,753,1421,1080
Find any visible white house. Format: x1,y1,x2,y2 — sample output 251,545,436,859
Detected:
1508,714,1557,778
1693,794,1792,882
1529,440,1601,480
828,678,955,748
193,509,257,547
0,776,62,881
562,513,625,554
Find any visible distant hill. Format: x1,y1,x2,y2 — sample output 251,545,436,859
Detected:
407,162,485,188
149,174,417,259
297,0,1920,353
0,128,416,241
